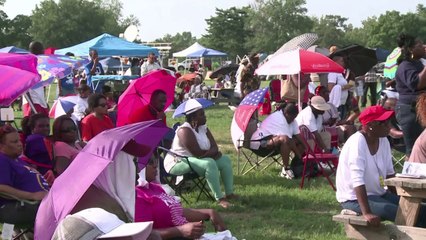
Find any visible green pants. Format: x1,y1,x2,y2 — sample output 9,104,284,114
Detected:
170,154,234,200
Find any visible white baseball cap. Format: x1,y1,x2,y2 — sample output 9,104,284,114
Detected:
52,208,153,240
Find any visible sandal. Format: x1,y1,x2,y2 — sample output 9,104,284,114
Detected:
218,198,233,208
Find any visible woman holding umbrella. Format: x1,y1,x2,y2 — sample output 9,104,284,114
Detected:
165,100,237,208
395,34,426,158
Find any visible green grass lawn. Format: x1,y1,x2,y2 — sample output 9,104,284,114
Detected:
165,104,346,240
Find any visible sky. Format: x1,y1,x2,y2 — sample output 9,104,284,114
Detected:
2,0,424,42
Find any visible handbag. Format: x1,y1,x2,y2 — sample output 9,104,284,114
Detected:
280,79,305,102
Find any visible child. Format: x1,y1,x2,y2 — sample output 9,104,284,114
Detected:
72,84,91,122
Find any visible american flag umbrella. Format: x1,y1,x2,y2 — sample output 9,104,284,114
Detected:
230,87,269,149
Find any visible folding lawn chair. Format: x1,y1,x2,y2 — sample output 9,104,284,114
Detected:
157,146,214,204
269,79,284,110
236,115,283,175
389,137,406,169
298,125,338,191
0,192,38,240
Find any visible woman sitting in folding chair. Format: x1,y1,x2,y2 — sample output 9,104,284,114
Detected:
136,154,228,239
0,124,49,226
164,106,236,208
250,103,305,179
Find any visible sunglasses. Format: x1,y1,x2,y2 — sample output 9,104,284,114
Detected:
97,103,107,108
61,126,77,133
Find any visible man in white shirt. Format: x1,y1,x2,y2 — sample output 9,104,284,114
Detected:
251,104,305,179
140,52,161,76
295,96,331,152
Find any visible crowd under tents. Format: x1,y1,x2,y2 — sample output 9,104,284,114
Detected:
56,33,158,57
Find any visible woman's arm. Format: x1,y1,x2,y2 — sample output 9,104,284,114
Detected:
327,83,336,92
417,66,426,90
177,128,208,158
54,156,72,176
155,222,205,240
183,208,227,232
354,185,381,226
0,184,46,201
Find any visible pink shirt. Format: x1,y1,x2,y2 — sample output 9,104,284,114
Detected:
53,141,80,161
135,183,188,229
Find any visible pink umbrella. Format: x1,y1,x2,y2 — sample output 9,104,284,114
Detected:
117,69,177,126
255,48,344,76
34,120,169,240
0,54,41,106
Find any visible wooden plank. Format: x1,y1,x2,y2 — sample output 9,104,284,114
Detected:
386,225,426,239
344,223,426,240
332,214,368,226
385,177,426,188
396,187,426,199
395,196,422,226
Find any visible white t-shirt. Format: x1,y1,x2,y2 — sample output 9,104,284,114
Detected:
140,62,161,76
22,87,48,108
72,96,88,121
336,132,395,203
250,111,299,149
164,122,211,172
328,72,348,106
295,106,323,132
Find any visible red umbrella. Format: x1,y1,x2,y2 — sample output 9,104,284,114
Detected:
176,72,198,84
256,48,345,75
116,69,177,126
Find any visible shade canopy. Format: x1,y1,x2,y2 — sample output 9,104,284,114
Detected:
172,42,227,58
0,46,30,54
56,33,158,57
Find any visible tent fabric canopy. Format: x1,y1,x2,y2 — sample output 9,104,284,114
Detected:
56,33,158,57
0,46,30,54
172,42,227,58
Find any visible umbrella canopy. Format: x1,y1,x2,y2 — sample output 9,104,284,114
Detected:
384,47,401,79
172,98,214,118
271,33,318,59
231,87,269,149
209,63,239,79
255,48,345,76
0,65,41,106
176,72,198,84
0,46,30,54
52,54,89,69
0,54,41,106
117,69,177,126
34,120,170,240
35,55,74,88
329,44,378,77
49,95,78,118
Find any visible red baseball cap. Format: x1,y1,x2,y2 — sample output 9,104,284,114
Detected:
359,105,394,126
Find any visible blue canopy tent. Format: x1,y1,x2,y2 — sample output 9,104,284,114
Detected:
0,46,30,54
56,33,158,57
173,42,226,58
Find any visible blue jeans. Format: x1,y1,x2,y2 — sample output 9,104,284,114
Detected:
395,102,423,155
341,191,399,221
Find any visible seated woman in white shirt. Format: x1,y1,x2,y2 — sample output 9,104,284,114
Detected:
250,103,305,179
164,107,236,208
336,106,398,226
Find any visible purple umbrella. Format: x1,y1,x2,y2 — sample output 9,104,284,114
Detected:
34,120,169,240
35,55,74,88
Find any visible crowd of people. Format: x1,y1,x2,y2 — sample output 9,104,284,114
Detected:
0,32,426,239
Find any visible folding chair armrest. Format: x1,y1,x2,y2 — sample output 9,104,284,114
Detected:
0,192,39,205
157,146,197,174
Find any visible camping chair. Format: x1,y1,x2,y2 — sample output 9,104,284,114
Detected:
157,146,214,204
298,125,338,191
0,192,38,240
389,136,406,169
236,115,283,175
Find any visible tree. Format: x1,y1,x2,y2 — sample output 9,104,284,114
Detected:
246,0,313,53
29,0,137,48
202,7,252,59
5,15,32,48
154,32,197,58
312,15,349,48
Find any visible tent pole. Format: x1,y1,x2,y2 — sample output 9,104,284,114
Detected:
298,73,301,111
